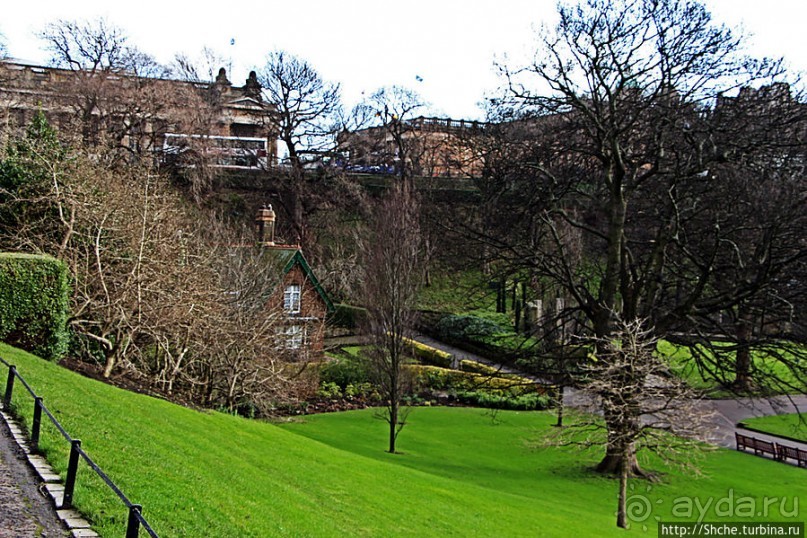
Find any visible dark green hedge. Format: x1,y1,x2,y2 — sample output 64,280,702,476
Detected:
0,253,70,361
436,314,502,343
328,303,368,330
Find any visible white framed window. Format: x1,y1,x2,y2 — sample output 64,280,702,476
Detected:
283,284,301,313
285,325,304,350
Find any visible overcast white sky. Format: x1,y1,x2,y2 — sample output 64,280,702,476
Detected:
2,0,805,120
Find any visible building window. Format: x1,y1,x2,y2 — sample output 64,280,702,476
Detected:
284,284,301,313
284,325,304,350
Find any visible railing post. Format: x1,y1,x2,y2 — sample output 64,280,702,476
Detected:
31,397,43,452
126,504,142,538
3,365,16,410
62,439,81,509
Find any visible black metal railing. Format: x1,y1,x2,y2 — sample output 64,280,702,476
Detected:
0,356,159,538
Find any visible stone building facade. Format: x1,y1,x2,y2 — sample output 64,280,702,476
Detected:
0,60,277,165
338,116,486,178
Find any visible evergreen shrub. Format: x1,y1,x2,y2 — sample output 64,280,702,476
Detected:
0,253,70,361
436,314,503,344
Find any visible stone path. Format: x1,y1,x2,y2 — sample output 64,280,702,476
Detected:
702,395,807,450
0,415,69,537
0,408,100,538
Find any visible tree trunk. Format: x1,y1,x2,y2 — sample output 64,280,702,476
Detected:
388,393,398,454
596,436,646,477
734,309,753,390
617,454,629,528
735,346,752,389
102,355,116,378
554,385,564,427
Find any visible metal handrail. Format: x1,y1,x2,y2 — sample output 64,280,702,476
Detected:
0,355,159,537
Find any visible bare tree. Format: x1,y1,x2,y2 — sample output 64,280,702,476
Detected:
449,0,804,476
362,182,423,453
38,17,177,159
1,111,304,412
169,47,230,83
256,50,342,244
345,85,426,183
258,50,341,170
549,318,710,528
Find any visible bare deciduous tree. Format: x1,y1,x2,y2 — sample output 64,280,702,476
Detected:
362,182,423,453
1,112,304,413
548,318,711,528
257,50,342,244
345,85,426,183
169,47,230,83
258,50,342,170
37,18,193,162
451,0,804,476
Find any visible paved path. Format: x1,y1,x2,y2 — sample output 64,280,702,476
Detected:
413,333,807,455
701,395,807,449
413,333,553,383
0,416,69,537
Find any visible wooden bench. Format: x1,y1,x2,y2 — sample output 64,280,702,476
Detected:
776,443,807,468
735,432,779,459
735,432,754,451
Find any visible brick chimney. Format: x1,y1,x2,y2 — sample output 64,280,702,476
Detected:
255,204,276,246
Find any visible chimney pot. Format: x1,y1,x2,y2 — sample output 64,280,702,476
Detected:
256,204,276,246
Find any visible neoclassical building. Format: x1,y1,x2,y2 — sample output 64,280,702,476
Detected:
0,60,277,166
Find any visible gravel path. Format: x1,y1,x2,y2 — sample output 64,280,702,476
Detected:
0,417,69,537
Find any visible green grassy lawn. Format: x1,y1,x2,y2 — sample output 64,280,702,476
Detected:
417,268,498,313
742,413,807,442
1,342,804,537
657,340,806,396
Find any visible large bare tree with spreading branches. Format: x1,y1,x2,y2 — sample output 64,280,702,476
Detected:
257,50,342,245
446,0,806,477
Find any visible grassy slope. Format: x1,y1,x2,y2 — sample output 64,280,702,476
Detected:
282,409,806,528
743,413,807,442
1,342,804,537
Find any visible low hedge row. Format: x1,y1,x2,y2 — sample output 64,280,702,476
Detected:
408,364,539,396
0,253,70,361
402,337,453,368
454,390,552,411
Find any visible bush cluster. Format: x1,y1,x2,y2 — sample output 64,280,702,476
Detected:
0,253,70,361
454,390,551,411
317,381,379,401
436,314,503,344
319,355,371,389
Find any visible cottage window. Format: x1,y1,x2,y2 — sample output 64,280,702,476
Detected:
284,284,301,313
285,325,304,350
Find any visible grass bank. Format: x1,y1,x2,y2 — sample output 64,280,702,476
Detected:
0,342,804,536
742,413,807,443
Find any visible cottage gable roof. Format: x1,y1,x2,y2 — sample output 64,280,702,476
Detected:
265,247,334,313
